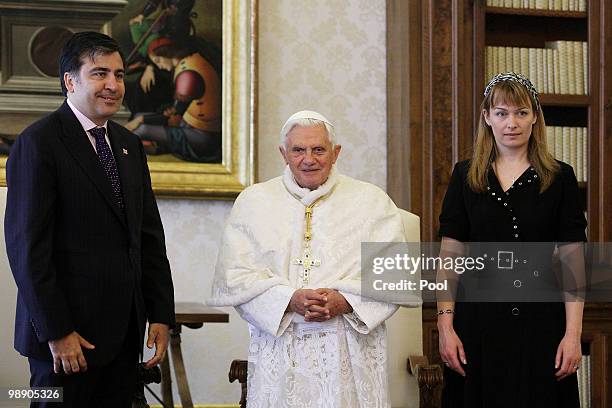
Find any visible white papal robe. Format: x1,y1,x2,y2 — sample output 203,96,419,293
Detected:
209,167,414,408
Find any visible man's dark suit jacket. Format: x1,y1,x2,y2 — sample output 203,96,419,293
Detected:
5,101,175,366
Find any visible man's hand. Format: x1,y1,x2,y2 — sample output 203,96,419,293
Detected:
140,65,156,93
124,115,144,132
305,288,352,322
144,323,170,368
288,289,327,317
48,331,95,375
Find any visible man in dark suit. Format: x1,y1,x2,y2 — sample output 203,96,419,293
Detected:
4,31,175,407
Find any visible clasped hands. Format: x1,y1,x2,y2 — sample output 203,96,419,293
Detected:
288,288,353,322
48,323,169,375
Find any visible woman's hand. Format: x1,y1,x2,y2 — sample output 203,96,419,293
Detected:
124,115,144,132
555,333,582,381
438,317,467,376
140,65,156,93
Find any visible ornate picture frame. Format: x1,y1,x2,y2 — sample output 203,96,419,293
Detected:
0,0,256,199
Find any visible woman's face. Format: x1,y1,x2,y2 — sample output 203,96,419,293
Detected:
150,55,174,71
484,102,537,152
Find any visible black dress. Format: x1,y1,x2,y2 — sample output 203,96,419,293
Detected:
438,160,587,408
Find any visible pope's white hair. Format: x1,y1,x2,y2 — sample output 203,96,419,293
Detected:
279,118,336,149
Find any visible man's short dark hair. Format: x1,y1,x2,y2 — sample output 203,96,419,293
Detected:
58,31,125,96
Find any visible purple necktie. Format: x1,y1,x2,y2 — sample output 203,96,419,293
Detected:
89,127,124,210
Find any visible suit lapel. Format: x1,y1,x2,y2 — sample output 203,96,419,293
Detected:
57,102,127,229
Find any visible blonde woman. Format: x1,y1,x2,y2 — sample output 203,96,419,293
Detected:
437,73,586,407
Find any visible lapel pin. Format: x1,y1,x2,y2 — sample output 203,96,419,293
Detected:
122,148,128,155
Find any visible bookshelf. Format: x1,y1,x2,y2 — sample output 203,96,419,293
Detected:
387,0,612,406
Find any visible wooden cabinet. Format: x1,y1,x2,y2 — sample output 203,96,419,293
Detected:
387,0,611,243
387,0,612,405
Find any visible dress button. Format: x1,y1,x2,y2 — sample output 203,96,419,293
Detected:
492,192,496,196
506,192,509,195
514,234,519,238
513,225,517,229
519,182,523,185
498,197,501,201
533,270,539,277
513,217,516,221
514,279,522,288
504,203,508,206
512,307,520,316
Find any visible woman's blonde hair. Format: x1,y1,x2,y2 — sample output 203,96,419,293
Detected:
468,79,559,193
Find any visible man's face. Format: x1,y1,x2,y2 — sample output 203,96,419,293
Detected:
280,124,341,190
64,51,125,125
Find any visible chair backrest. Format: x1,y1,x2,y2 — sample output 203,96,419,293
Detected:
386,208,423,405
399,208,420,243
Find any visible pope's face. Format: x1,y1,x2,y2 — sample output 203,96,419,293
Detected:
280,124,341,190
64,52,125,126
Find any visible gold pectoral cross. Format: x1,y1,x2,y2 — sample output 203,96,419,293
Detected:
293,250,321,285
292,198,323,286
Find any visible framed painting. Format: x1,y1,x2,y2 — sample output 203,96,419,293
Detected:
0,0,256,198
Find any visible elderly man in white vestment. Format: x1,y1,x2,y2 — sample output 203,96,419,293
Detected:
209,110,409,407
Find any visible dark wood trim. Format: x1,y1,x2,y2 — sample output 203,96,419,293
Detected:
539,94,591,106
485,6,587,18
387,0,612,403
387,0,417,212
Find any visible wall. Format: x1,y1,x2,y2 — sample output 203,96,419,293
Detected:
0,0,421,406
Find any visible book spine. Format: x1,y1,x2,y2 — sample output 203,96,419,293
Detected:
576,128,583,182
486,47,494,83
506,46,513,74
575,41,584,95
555,127,563,161
529,48,537,87
583,42,588,95
497,47,505,75
536,48,544,93
512,47,521,75
569,127,577,175
567,41,576,94
520,47,530,78
546,126,555,158
547,49,554,94
561,0,570,10
562,127,570,164
558,41,569,94
583,127,588,182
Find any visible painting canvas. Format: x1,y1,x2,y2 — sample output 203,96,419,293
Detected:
0,0,255,198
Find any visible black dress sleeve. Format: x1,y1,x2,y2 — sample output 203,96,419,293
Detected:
555,163,587,243
439,161,470,242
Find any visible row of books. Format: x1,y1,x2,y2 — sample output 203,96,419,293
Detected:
485,42,588,95
546,126,587,182
486,0,586,11
577,355,591,408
